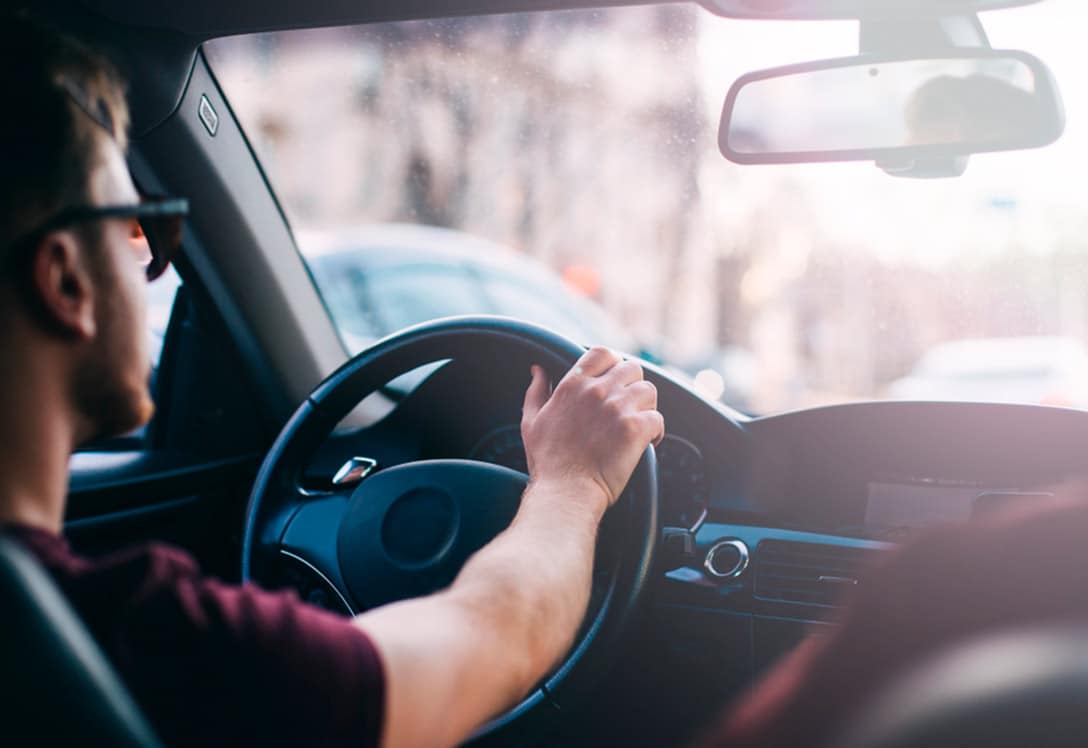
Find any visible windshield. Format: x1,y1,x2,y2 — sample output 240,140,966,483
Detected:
203,0,1088,413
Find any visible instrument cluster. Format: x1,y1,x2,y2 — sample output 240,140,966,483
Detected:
470,427,710,530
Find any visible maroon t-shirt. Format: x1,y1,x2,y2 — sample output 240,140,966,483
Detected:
697,499,1088,748
6,525,385,748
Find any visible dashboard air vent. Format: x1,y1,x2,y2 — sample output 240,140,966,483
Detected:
754,539,879,607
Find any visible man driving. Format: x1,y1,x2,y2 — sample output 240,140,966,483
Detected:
17,14,1088,748
0,16,664,748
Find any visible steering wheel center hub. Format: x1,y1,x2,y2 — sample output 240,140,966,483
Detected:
336,460,526,610
381,487,459,567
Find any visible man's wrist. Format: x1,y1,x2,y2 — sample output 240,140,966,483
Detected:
524,474,611,523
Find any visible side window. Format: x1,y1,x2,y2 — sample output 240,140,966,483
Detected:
146,266,182,373
146,274,266,457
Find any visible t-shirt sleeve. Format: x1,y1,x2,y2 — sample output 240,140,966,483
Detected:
117,552,385,748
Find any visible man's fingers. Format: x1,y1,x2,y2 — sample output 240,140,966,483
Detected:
636,410,666,448
624,379,657,409
523,365,550,421
602,359,644,388
572,346,622,379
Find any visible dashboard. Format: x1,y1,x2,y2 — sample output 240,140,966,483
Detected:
742,399,1088,538
448,364,1088,539
305,356,1088,579
294,354,1088,744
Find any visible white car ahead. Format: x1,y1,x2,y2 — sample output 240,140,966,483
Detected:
887,336,1088,408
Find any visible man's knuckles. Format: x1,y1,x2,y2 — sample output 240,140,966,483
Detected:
627,380,657,407
577,346,621,376
606,360,642,384
587,380,612,402
603,396,627,419
583,345,620,363
621,413,646,440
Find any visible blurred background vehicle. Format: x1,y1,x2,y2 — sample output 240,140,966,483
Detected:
298,223,639,353
886,336,1088,407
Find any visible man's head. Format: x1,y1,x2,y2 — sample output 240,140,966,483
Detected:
0,15,167,444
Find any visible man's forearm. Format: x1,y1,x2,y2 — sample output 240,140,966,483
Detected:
445,476,608,702
353,477,610,748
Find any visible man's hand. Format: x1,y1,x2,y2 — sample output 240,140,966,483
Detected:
521,347,665,514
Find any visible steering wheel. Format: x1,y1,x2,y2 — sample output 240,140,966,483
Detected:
240,316,659,743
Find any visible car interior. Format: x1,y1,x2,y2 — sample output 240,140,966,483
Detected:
7,0,1088,746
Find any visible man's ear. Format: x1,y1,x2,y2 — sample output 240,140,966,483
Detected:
28,231,97,340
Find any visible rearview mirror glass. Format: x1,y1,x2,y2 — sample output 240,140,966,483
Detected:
720,51,1064,166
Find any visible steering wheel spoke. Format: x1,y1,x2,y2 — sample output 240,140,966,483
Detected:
278,495,353,607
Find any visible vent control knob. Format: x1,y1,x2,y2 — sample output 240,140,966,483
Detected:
705,539,750,579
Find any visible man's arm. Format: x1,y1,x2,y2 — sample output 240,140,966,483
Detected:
353,346,664,748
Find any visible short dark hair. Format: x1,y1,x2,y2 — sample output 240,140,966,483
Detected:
0,13,130,265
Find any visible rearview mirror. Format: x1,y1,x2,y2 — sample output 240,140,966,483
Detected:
719,50,1064,171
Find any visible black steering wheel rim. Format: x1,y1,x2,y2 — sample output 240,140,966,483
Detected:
240,316,659,742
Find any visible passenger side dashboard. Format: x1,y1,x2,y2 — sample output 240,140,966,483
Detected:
668,399,1088,635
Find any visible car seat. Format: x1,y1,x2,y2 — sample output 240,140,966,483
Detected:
832,623,1088,748
0,535,162,747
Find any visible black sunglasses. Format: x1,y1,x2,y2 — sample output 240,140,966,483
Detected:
8,195,189,281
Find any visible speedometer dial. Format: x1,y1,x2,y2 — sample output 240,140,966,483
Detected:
656,435,709,530
469,425,528,473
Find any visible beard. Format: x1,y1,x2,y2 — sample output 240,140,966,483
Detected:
72,338,155,442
